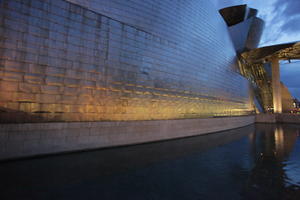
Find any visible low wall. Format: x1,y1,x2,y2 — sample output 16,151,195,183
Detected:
277,114,300,124
0,116,255,160
255,114,277,123
256,114,300,124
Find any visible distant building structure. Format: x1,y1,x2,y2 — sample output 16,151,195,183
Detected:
292,98,300,113
294,99,300,108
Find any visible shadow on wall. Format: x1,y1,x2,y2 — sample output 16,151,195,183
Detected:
0,107,65,123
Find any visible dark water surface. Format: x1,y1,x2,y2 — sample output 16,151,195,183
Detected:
1,124,300,200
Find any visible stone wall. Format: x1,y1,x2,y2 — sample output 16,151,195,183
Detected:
0,115,255,160
0,0,253,123
255,114,277,123
256,114,300,124
277,114,300,124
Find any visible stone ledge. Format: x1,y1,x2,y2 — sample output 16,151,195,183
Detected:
0,115,255,160
256,114,300,124
255,114,277,123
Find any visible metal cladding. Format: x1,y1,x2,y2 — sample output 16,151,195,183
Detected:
220,5,265,53
0,0,254,123
226,4,300,113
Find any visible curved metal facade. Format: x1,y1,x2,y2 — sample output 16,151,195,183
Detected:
0,0,253,122
220,5,264,53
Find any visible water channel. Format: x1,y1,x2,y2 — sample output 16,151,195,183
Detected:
1,124,300,200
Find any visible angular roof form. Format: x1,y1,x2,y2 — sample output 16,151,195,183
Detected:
219,5,258,27
241,42,300,64
219,5,264,53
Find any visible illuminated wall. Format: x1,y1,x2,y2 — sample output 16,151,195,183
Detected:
0,0,253,122
281,84,294,113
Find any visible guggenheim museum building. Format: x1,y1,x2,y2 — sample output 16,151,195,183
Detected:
0,0,300,159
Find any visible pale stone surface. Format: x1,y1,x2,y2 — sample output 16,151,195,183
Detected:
277,114,300,124
272,59,282,113
255,114,277,123
256,114,300,124
0,116,255,160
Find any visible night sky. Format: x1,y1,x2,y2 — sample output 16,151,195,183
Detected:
214,0,300,99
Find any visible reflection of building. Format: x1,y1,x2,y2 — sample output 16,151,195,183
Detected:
245,125,299,199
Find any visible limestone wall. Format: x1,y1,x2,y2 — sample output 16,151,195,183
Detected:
0,115,255,160
256,114,300,124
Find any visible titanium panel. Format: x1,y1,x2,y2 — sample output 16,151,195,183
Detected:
229,17,264,52
0,0,253,122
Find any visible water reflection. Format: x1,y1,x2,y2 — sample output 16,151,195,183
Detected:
1,124,300,200
244,124,300,200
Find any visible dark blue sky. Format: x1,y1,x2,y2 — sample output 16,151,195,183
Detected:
214,0,300,46
214,0,300,99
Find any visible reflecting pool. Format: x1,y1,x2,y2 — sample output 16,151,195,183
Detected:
1,124,300,200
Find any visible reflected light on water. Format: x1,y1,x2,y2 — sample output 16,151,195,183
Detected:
275,126,285,158
275,127,284,150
